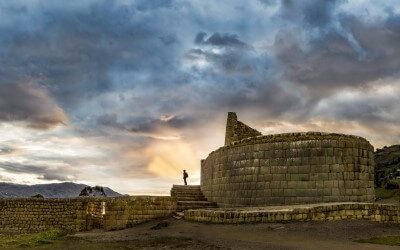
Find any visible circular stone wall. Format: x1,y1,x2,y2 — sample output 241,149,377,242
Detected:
200,132,375,207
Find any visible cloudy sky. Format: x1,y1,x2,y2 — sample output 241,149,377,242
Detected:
0,0,399,194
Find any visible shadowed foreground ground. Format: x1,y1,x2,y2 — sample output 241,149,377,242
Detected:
5,218,400,250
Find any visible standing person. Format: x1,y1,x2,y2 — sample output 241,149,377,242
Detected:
183,170,188,185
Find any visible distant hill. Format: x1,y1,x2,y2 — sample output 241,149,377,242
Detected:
0,182,121,198
375,145,400,187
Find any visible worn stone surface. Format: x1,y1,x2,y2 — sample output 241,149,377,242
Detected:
103,196,177,231
201,113,375,207
0,198,91,234
0,196,177,233
184,202,400,224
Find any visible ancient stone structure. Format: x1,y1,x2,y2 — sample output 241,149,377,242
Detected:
0,196,176,234
0,198,90,233
185,203,400,224
201,112,375,207
103,196,176,231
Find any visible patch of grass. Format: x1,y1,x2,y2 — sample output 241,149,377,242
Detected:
0,229,67,248
37,236,202,250
375,187,398,200
356,235,400,246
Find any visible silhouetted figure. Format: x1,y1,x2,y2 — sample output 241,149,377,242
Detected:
183,170,188,185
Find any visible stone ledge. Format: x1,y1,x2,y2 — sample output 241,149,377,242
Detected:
208,132,372,156
184,202,400,224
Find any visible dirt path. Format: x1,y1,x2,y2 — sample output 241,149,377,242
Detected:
54,218,400,250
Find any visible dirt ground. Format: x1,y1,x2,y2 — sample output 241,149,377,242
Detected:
29,218,400,250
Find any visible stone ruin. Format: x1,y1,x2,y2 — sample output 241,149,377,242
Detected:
200,112,375,207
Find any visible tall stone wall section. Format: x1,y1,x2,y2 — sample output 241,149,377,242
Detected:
0,198,89,234
201,132,375,207
225,112,262,146
103,196,177,231
0,196,177,234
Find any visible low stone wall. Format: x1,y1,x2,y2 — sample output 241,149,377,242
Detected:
184,203,400,224
103,196,177,231
0,196,177,234
201,132,375,206
0,198,89,234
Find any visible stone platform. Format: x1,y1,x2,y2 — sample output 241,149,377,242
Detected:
184,202,400,224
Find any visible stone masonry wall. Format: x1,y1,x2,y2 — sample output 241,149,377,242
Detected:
103,196,177,231
201,132,375,207
0,198,90,234
185,203,400,224
0,196,177,234
87,200,104,229
225,112,262,146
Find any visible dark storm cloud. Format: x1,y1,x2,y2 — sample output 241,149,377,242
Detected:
280,0,342,28
275,17,400,90
187,48,254,73
0,83,66,129
258,0,278,6
0,0,182,111
97,113,195,134
135,0,173,11
194,32,248,47
0,162,74,181
1,0,399,129
187,30,302,118
0,145,15,155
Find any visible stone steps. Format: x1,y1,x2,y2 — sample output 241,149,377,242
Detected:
177,201,218,211
171,196,208,201
171,185,217,211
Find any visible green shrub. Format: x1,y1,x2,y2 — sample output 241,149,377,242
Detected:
385,180,399,190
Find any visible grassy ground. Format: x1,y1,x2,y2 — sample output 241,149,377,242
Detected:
38,236,203,250
1,220,400,249
356,235,400,246
0,234,205,250
375,188,399,204
0,230,66,249
355,188,400,247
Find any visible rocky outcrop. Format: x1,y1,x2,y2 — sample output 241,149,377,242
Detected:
79,186,107,197
375,145,400,187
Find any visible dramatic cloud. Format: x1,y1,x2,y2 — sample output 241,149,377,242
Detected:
0,83,67,129
0,145,16,155
194,32,248,47
0,162,74,182
0,0,399,193
97,113,194,137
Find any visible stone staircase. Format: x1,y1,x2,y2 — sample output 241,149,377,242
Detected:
170,185,217,211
